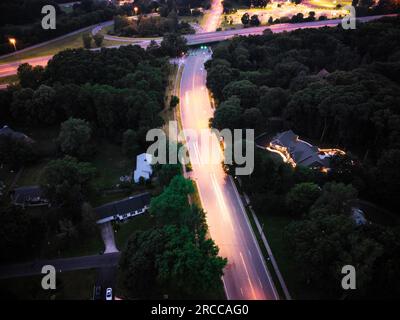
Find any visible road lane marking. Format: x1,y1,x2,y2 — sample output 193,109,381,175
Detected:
222,277,230,300
210,173,234,232
258,277,263,289
240,251,257,300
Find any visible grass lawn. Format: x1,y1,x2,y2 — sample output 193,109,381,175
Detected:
41,229,104,259
0,74,18,85
256,212,323,299
0,26,131,65
0,269,97,300
92,141,134,190
115,213,154,250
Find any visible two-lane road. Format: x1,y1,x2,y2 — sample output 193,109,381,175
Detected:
179,50,278,300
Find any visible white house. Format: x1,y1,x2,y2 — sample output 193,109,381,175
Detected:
133,153,153,183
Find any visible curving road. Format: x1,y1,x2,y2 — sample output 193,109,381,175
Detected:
0,14,396,79
180,49,278,300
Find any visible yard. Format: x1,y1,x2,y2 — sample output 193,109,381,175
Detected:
0,269,97,300
256,211,325,299
0,24,131,65
115,213,154,250
91,140,134,190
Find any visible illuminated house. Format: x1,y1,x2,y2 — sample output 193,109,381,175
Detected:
268,130,345,170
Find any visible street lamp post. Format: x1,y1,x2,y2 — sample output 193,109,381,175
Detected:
134,6,139,15
9,38,17,51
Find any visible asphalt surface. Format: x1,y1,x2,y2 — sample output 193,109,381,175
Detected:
179,49,278,300
0,14,395,79
100,222,119,254
0,252,120,280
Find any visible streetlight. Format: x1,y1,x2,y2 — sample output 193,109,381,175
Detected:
9,38,17,51
134,6,139,15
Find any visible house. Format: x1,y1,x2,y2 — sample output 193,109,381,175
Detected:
95,192,151,224
268,130,345,170
10,186,49,207
0,125,34,143
133,153,153,183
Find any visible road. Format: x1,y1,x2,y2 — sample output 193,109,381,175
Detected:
202,0,223,32
0,14,396,79
0,252,120,279
179,49,278,300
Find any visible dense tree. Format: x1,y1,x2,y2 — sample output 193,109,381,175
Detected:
169,95,179,109
122,129,140,158
311,182,358,216
31,85,57,124
120,224,226,299
0,134,37,169
0,206,45,263
149,175,194,226
374,149,400,210
160,33,188,57
17,63,44,89
156,164,182,188
93,33,104,47
41,156,97,219
250,14,261,26
211,96,242,130
241,13,250,25
286,182,321,216
222,80,258,108
82,33,92,49
58,118,93,159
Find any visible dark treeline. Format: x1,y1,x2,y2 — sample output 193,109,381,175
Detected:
0,43,173,263
0,0,118,55
207,16,400,212
208,17,400,298
1,45,168,143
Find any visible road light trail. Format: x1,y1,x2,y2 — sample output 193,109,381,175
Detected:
179,49,279,300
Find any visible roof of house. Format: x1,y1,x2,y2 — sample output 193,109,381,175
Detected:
95,192,151,220
0,125,33,142
133,153,153,183
272,130,329,168
11,186,47,205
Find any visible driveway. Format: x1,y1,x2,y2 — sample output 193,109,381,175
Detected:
100,222,119,254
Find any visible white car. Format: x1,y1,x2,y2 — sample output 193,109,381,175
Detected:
105,288,113,301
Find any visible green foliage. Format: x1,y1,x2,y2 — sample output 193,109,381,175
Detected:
241,12,250,25
149,175,194,226
212,96,242,130
93,33,104,47
0,135,37,169
41,156,97,216
58,118,93,159
311,182,358,216
286,182,321,216
17,63,44,89
120,224,226,299
121,129,139,158
0,206,46,263
169,95,179,109
82,33,92,49
160,33,188,57
156,163,182,188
